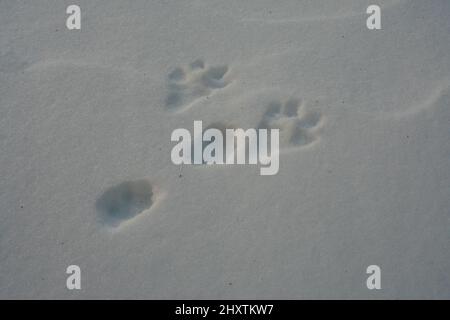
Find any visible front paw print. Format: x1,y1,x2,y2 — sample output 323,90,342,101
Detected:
258,98,323,150
165,59,230,112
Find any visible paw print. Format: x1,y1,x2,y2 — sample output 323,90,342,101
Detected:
165,59,230,112
258,98,323,150
96,180,154,228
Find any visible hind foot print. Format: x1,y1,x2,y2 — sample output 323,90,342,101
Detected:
165,59,230,112
96,180,155,228
259,98,323,150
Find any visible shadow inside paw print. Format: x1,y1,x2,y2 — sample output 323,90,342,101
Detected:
96,180,154,228
165,59,230,112
258,98,323,150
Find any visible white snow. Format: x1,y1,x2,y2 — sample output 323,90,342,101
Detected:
1,0,449,298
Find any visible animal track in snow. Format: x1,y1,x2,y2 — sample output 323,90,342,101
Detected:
165,59,230,112
258,98,323,150
96,180,155,228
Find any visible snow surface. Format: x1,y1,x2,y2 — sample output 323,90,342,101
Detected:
1,0,449,298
